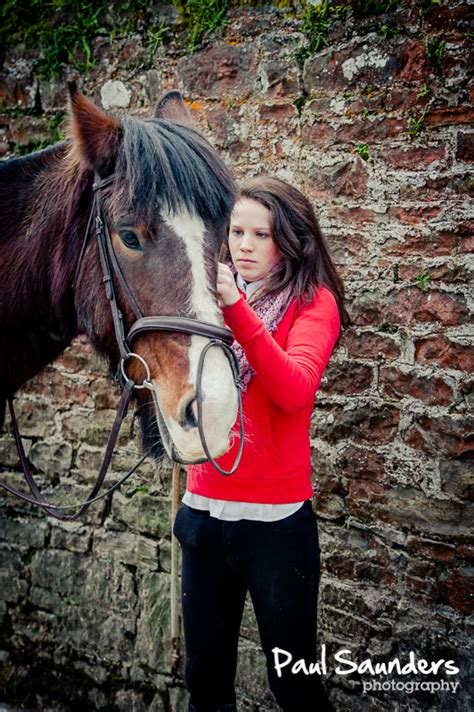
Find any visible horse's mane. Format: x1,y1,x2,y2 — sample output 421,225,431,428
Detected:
113,117,235,224
0,143,63,175
0,143,68,245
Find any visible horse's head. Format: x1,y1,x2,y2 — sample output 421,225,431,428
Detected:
68,84,238,464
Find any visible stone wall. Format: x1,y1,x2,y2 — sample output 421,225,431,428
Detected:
1,1,472,710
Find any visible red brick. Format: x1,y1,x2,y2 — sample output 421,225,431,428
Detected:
259,58,301,99
321,157,368,198
404,414,473,459
404,573,438,602
380,366,454,406
354,561,396,586
333,115,409,144
449,172,474,197
301,120,337,148
330,205,379,224
384,221,473,257
321,602,381,643
347,479,386,520
442,569,473,615
351,287,469,327
323,554,356,580
322,579,392,617
384,87,427,113
21,369,90,407
390,40,429,83
258,103,297,123
306,97,334,115
328,233,370,271
382,230,454,258
256,103,299,141
311,456,346,521
323,361,374,395
404,560,438,600
397,261,471,284
386,205,442,224
424,3,472,33
203,103,247,153
343,92,385,116
313,403,400,444
415,335,474,372
178,44,258,99
439,459,473,500
339,443,385,482
57,339,94,372
448,221,474,254
405,536,455,563
425,106,474,128
92,378,121,410
349,289,385,326
456,542,474,561
405,174,473,202
386,288,469,327
304,40,428,95
384,144,445,169
345,329,401,361
456,132,474,162
348,481,473,537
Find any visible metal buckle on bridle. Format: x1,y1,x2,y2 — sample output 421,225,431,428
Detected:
120,352,153,390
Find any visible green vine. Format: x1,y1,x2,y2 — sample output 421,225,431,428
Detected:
175,0,231,53
0,0,170,79
407,109,428,138
296,1,348,64
354,143,370,161
424,36,446,66
412,273,433,291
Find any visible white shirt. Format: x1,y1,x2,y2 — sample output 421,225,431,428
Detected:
183,273,305,522
235,273,263,299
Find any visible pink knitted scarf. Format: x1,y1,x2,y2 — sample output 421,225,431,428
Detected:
229,266,294,392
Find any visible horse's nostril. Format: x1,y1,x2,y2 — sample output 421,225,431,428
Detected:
184,398,198,430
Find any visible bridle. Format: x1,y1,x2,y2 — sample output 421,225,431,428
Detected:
0,174,244,520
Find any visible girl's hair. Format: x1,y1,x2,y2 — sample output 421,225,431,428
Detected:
227,175,351,332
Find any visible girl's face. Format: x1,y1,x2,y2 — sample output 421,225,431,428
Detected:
228,198,282,283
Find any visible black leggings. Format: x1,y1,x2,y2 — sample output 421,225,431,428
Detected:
173,500,333,712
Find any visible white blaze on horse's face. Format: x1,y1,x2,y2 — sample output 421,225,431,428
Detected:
153,205,238,462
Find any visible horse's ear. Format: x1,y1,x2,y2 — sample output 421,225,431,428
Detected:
67,81,122,176
155,91,193,126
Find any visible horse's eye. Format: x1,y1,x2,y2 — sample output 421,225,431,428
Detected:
119,231,142,251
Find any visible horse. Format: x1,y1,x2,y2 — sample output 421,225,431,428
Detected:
0,84,240,477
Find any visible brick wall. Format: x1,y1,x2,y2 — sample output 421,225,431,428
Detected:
1,2,472,710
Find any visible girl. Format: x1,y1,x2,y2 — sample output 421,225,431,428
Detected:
173,176,350,712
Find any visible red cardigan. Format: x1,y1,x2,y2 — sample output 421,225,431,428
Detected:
186,286,341,503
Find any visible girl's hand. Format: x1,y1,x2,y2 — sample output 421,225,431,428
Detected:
217,263,241,307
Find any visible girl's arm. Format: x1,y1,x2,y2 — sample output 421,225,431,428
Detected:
223,287,340,413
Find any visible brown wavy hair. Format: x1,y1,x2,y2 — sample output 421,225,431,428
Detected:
224,175,351,333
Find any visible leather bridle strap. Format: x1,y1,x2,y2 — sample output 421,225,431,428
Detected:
93,180,132,359
127,316,235,345
0,380,140,520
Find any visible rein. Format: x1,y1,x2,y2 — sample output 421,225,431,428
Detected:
0,174,244,520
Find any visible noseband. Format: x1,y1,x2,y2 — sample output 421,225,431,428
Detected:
1,174,244,520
